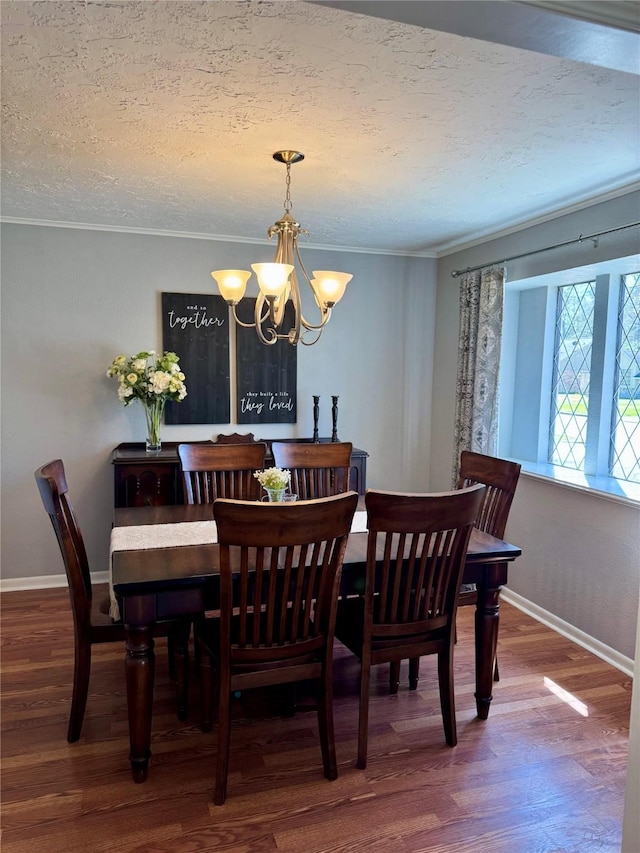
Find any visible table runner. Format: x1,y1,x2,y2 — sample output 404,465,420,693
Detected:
110,510,369,619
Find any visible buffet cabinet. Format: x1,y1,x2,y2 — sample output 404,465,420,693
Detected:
112,439,368,507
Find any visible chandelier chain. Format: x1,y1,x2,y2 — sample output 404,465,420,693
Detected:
283,162,293,213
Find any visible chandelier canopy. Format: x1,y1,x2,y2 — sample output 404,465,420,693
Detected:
211,151,352,346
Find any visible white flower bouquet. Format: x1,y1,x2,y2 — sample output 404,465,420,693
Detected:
253,467,291,491
107,350,187,450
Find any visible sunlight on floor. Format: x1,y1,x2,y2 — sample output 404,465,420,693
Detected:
544,676,589,717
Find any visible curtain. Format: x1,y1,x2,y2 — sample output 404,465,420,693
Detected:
452,265,505,486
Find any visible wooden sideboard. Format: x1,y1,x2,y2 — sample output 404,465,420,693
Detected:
112,439,368,507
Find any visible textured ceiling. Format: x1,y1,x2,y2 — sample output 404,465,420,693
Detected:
1,0,639,254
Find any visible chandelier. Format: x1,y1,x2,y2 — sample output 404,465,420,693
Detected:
211,151,352,346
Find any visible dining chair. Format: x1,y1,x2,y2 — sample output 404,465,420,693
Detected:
334,484,486,769
271,441,353,498
177,442,267,504
456,450,522,680
456,450,522,540
197,490,358,805
390,450,522,692
34,459,190,742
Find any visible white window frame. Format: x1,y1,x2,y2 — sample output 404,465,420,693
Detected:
499,254,640,504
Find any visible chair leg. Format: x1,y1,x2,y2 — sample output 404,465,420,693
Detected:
316,667,338,781
357,658,372,770
193,629,202,680
409,656,420,690
200,647,213,732
437,645,457,747
167,632,176,681
171,623,190,722
68,636,91,742
281,681,297,717
389,660,400,694
493,655,500,682
214,668,232,806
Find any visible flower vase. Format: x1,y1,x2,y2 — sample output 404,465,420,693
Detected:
264,487,286,502
143,398,166,453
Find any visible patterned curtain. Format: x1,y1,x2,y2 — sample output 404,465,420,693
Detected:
452,265,505,486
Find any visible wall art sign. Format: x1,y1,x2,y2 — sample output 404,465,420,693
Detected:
235,299,297,424
161,292,230,424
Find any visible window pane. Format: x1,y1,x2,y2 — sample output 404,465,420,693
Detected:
610,272,640,483
549,281,595,470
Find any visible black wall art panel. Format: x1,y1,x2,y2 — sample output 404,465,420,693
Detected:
235,299,297,424
162,292,230,424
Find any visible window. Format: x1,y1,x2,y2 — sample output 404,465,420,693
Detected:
549,280,595,471
500,256,640,500
611,273,640,482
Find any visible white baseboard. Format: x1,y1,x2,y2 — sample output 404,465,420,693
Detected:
1,571,109,592
1,574,633,676
501,588,634,678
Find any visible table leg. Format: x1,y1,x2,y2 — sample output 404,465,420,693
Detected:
125,625,155,782
474,569,503,720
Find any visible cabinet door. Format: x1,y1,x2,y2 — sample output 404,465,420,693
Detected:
348,460,366,495
115,464,179,507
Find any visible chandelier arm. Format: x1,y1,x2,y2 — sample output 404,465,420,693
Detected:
293,241,332,332
230,297,272,330
287,270,303,345
254,294,279,345
230,305,258,329
298,328,324,346
273,231,294,329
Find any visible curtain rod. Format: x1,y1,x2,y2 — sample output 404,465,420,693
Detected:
450,221,640,278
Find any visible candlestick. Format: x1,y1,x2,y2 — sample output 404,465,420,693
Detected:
331,396,339,442
312,396,320,443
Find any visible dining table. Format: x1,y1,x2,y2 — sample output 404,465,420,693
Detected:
111,498,522,782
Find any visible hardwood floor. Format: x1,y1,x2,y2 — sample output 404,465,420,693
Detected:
1,587,631,852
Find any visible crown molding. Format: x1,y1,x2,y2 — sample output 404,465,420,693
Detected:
435,180,640,258
4,179,637,260
0,217,435,259
519,1,640,34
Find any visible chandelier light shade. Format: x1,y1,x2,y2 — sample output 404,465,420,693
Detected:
211,150,352,346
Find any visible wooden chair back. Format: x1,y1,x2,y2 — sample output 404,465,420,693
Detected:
271,441,353,498
364,485,486,641
457,450,521,539
335,484,486,767
214,492,358,667
214,432,257,445
204,490,358,803
177,442,267,504
35,459,93,630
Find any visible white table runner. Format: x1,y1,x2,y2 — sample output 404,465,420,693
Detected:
109,510,368,619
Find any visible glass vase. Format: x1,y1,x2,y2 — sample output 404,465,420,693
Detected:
143,398,166,453
264,487,286,502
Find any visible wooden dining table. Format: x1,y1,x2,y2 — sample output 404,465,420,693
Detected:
112,500,521,782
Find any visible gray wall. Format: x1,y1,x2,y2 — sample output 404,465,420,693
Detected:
3,193,639,659
431,190,640,660
0,223,435,583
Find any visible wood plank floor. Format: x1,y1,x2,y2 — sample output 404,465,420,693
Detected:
1,587,632,853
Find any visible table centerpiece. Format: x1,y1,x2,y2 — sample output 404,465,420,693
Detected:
254,466,291,502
